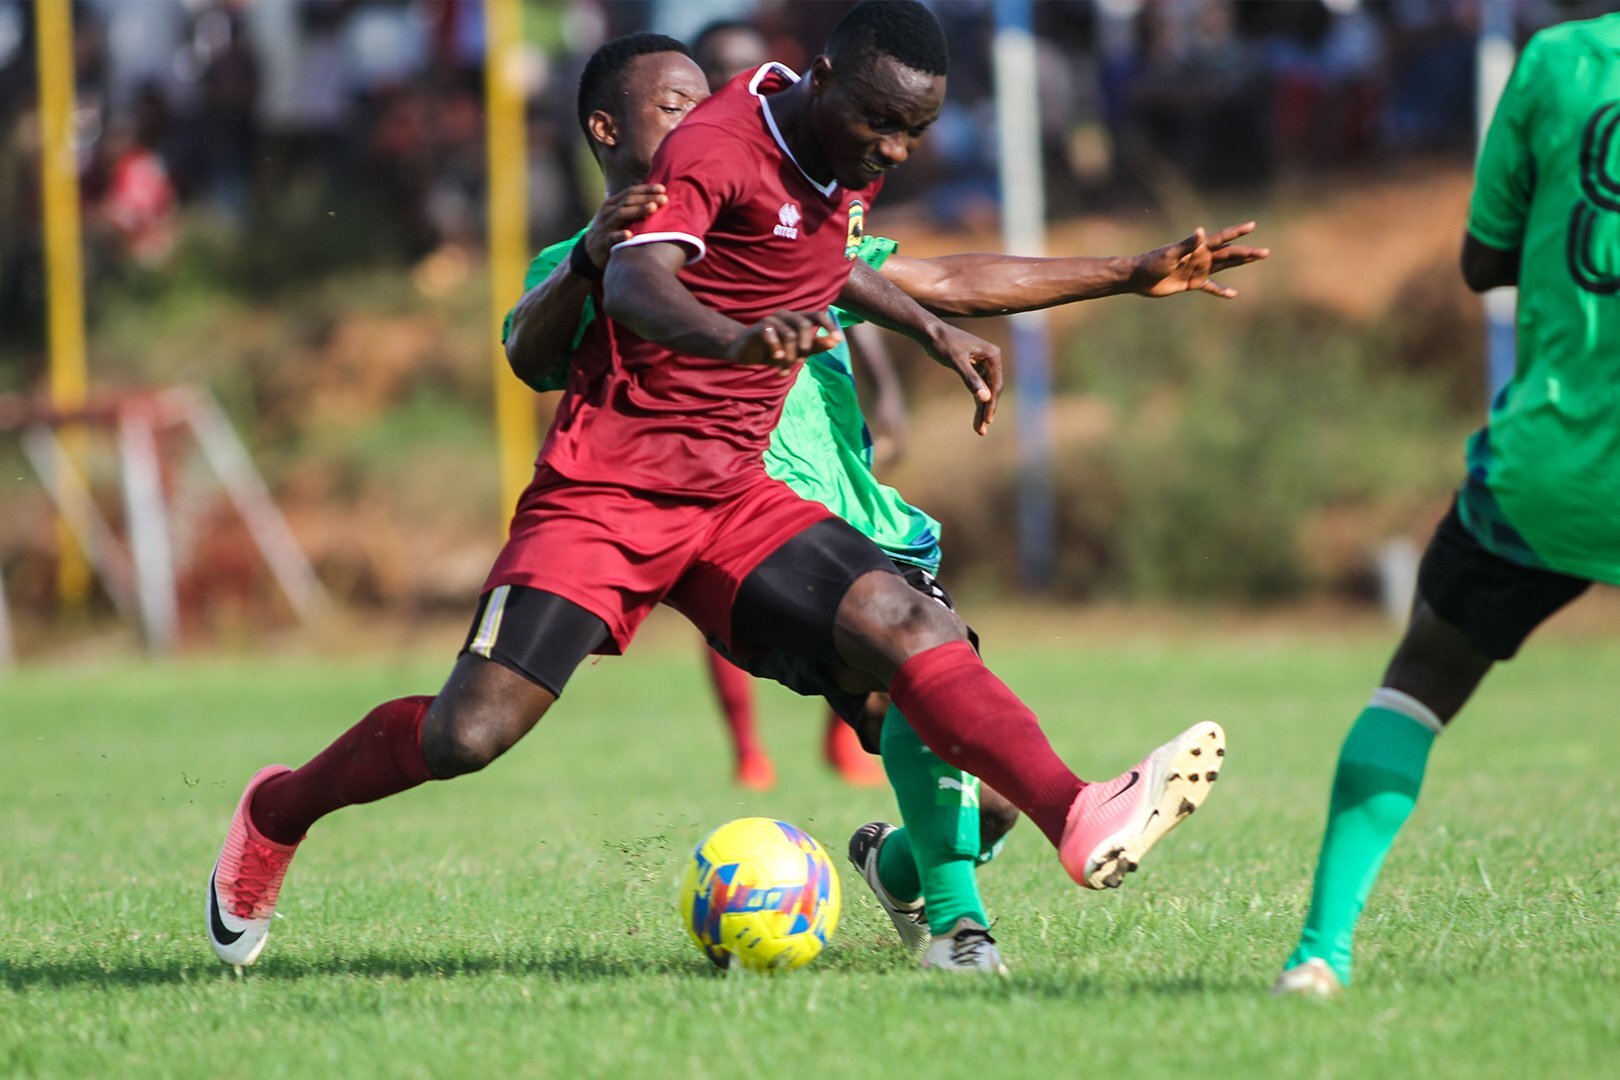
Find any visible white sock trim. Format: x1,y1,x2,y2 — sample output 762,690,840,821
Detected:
1368,687,1443,735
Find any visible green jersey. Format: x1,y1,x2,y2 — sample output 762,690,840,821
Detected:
502,231,943,571
1462,14,1620,585
767,237,943,571
501,228,590,393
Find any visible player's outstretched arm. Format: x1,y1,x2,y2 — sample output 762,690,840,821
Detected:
505,184,668,384
839,261,1001,436
603,241,842,367
878,221,1269,316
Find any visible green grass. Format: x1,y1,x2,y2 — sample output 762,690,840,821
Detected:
4,629,1619,1078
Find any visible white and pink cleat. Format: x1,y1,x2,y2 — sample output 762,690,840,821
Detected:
207,765,301,968
1059,721,1226,890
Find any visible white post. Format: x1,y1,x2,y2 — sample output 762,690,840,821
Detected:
117,409,180,651
19,425,141,626
993,0,1056,590
180,390,329,620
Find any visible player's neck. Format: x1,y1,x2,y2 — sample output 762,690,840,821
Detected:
764,80,834,188
603,162,638,198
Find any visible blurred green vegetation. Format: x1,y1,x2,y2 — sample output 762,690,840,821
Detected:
1,194,1486,618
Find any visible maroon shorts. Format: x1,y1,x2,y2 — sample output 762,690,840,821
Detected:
483,466,833,653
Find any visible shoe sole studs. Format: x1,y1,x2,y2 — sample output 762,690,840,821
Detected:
1086,721,1226,889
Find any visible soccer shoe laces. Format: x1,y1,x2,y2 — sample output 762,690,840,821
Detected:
229,839,290,920
947,927,998,966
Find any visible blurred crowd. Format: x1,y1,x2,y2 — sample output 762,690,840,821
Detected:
2,0,1616,351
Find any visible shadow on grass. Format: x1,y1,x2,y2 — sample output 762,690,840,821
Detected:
2,947,707,992
8,940,1261,997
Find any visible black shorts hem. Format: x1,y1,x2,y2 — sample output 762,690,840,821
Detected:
1417,500,1590,661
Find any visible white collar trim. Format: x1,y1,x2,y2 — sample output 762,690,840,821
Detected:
749,62,838,199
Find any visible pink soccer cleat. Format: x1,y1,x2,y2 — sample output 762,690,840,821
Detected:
1059,721,1226,890
206,765,301,967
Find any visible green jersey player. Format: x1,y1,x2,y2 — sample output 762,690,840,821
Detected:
506,33,1266,973
1275,13,1620,997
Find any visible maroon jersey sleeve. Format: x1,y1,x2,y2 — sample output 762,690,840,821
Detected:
613,121,752,265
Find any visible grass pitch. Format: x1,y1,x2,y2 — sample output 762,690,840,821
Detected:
4,621,1618,1078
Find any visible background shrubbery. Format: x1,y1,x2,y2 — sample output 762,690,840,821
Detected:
0,169,1485,628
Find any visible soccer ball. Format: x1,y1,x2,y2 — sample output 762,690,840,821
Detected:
678,817,842,973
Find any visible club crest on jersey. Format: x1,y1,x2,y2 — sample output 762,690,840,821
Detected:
844,200,865,260
775,202,802,240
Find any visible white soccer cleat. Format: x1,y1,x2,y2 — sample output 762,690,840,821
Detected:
921,917,1008,976
207,765,301,968
847,822,930,954
1270,958,1342,998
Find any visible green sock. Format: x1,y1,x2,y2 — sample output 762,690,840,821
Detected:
1289,692,1438,984
877,704,988,930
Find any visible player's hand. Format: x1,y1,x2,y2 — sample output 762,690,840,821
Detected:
728,310,843,370
583,184,668,268
924,322,1001,436
1131,221,1269,300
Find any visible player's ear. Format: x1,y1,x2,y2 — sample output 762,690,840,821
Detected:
808,55,834,98
587,109,619,150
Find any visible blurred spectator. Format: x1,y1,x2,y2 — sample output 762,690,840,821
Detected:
691,18,767,88
95,81,178,267
1381,0,1479,155
5,0,1616,363
1127,0,1272,191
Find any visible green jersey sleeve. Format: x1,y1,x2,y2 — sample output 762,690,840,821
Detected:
833,235,901,328
1468,38,1543,251
500,227,592,393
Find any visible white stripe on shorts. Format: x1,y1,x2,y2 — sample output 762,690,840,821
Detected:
470,585,510,658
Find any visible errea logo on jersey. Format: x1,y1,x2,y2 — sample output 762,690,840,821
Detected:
774,202,801,239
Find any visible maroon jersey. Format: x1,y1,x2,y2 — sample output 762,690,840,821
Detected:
539,63,881,498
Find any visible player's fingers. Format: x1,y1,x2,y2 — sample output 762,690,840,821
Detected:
812,309,843,341
1207,221,1257,247
808,310,843,352
980,352,1002,432
617,191,668,208
771,310,817,359
1201,279,1237,299
1211,245,1270,268
759,321,788,363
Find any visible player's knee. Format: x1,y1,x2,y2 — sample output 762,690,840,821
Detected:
844,576,963,651
422,705,520,777
979,785,1020,848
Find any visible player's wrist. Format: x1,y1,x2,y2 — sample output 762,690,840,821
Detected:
570,237,606,280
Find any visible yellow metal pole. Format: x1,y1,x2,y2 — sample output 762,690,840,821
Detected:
484,0,536,519
35,0,92,607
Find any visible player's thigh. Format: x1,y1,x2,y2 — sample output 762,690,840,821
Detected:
729,517,914,665
425,587,611,775
1385,503,1590,722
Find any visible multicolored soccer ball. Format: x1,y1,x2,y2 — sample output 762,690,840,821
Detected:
678,817,842,973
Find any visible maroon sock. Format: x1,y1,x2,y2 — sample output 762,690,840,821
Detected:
250,695,438,845
705,647,764,763
889,642,1084,846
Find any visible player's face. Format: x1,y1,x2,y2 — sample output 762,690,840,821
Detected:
619,53,710,178
809,54,944,189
